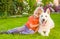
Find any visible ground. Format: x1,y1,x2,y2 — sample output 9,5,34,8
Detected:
0,13,60,39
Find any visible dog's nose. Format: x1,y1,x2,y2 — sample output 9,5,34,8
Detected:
43,19,45,21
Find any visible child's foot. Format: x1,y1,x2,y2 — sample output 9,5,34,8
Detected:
0,31,8,34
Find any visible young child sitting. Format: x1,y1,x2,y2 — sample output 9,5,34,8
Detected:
0,7,42,34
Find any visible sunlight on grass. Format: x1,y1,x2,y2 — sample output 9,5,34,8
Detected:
0,14,60,39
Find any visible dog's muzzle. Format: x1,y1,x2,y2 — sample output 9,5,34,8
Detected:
42,19,47,26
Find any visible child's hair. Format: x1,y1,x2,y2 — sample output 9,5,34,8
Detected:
34,7,43,16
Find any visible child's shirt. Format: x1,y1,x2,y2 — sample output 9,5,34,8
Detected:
26,15,39,31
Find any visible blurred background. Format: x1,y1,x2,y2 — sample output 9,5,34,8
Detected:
0,0,60,18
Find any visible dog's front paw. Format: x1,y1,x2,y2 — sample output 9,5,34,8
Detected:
40,33,46,36
42,34,46,36
45,33,49,36
45,34,49,36
41,33,49,36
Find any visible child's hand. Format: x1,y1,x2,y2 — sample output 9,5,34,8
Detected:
29,29,32,31
30,24,39,27
34,27,39,34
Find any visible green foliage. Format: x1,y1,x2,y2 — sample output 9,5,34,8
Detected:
0,0,54,17
27,0,36,14
42,0,53,6
0,0,14,17
0,0,37,17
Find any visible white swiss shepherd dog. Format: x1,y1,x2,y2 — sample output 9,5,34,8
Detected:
38,8,54,36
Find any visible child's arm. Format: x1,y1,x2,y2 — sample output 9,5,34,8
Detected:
34,27,39,33
30,24,39,27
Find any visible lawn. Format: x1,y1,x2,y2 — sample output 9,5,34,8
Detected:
0,14,60,39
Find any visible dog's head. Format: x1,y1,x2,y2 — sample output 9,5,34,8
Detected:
39,8,50,26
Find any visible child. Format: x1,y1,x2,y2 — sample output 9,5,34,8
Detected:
0,7,42,34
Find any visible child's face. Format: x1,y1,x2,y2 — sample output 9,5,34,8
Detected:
34,13,39,18
35,10,42,18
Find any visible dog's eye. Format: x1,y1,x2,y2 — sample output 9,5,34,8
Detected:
45,15,47,17
41,15,43,17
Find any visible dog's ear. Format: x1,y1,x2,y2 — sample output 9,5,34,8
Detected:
46,8,50,14
34,7,44,15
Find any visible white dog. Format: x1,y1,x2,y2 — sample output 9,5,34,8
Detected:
38,8,54,36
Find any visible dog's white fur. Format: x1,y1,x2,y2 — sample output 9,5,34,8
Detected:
38,8,54,36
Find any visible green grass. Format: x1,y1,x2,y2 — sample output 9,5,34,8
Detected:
0,14,60,39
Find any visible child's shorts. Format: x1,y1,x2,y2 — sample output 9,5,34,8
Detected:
7,25,35,34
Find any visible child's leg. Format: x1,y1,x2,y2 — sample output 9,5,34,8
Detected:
0,25,34,34
7,26,34,34
7,25,26,34
20,29,34,34
20,25,34,34
0,25,26,34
